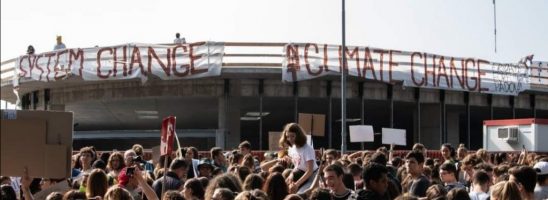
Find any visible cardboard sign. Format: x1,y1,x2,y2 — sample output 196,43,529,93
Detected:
298,113,313,134
1,110,73,178
312,114,325,137
382,128,407,146
268,132,282,151
161,116,176,156
349,125,375,142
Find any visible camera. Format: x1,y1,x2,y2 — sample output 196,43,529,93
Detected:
132,156,144,163
126,167,135,176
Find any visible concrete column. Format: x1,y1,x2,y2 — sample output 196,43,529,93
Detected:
225,79,241,149
447,112,460,146
420,104,441,149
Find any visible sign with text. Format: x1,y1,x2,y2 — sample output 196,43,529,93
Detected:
381,128,406,146
16,42,224,82
160,116,176,156
282,43,530,96
349,125,374,142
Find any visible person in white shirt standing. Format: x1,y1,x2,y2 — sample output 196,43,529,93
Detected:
174,33,186,44
279,122,318,194
469,170,490,200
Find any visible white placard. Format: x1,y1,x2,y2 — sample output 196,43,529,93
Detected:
382,128,406,146
306,134,314,148
349,125,374,142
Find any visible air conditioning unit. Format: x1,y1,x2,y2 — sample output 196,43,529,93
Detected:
497,127,519,143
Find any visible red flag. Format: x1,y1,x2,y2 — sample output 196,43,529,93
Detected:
160,116,176,156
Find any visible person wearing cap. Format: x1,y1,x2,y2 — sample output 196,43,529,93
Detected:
152,158,188,198
197,158,214,178
534,160,548,200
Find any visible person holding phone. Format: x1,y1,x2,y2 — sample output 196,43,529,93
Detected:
278,122,318,194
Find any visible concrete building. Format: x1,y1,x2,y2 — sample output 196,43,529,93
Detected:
1,42,547,151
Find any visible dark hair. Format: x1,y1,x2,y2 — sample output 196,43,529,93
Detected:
263,172,288,200
348,163,363,176
538,174,548,185
325,149,338,158
204,173,242,200
370,152,388,166
392,157,403,167
184,147,199,159
363,162,388,186
425,184,447,200
474,163,493,172
509,165,537,193
472,170,490,186
243,174,264,190
163,190,184,200
236,166,251,183
100,152,110,163
405,150,425,164
324,164,345,177
170,159,188,171
342,173,355,190
1,185,16,200
63,190,87,200
198,176,209,189
441,143,456,158
92,160,106,170
210,147,223,159
27,45,35,54
440,163,458,178
446,188,470,200
309,188,332,200
280,123,307,148
239,141,252,150
184,178,204,199
176,33,180,38
86,169,108,198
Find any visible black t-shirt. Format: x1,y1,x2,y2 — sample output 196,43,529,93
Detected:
187,162,194,178
356,189,389,200
408,175,430,198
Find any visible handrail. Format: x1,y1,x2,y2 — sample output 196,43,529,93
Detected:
1,42,547,91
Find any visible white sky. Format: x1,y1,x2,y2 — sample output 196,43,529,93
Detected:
2,0,547,63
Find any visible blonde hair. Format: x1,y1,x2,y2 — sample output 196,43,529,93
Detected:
104,185,133,200
490,181,521,200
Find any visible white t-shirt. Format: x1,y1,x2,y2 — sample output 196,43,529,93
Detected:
469,191,489,200
288,143,318,172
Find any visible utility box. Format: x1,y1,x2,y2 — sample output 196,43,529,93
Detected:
483,118,548,152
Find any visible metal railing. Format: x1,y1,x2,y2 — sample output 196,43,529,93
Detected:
2,42,547,91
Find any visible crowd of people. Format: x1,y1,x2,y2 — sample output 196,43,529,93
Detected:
1,122,548,200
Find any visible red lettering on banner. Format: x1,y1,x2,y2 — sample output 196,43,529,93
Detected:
304,43,322,76
286,44,300,81
450,58,465,89
97,47,113,79
465,58,477,91
411,52,425,86
373,49,388,82
34,55,45,81
113,46,127,77
388,50,400,83
69,49,84,77
477,59,489,92
172,44,189,77
189,42,207,75
322,44,330,72
426,54,437,87
19,55,35,77
43,53,56,82
437,56,450,88
363,47,378,80
129,47,146,76
148,47,172,76
345,47,360,77
54,50,69,80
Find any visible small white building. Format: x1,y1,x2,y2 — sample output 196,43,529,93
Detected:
483,118,548,152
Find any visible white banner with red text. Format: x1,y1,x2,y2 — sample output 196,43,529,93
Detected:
15,42,224,82
282,43,530,96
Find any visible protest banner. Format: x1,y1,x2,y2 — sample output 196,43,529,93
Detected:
382,128,407,146
15,42,224,82
282,43,530,96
